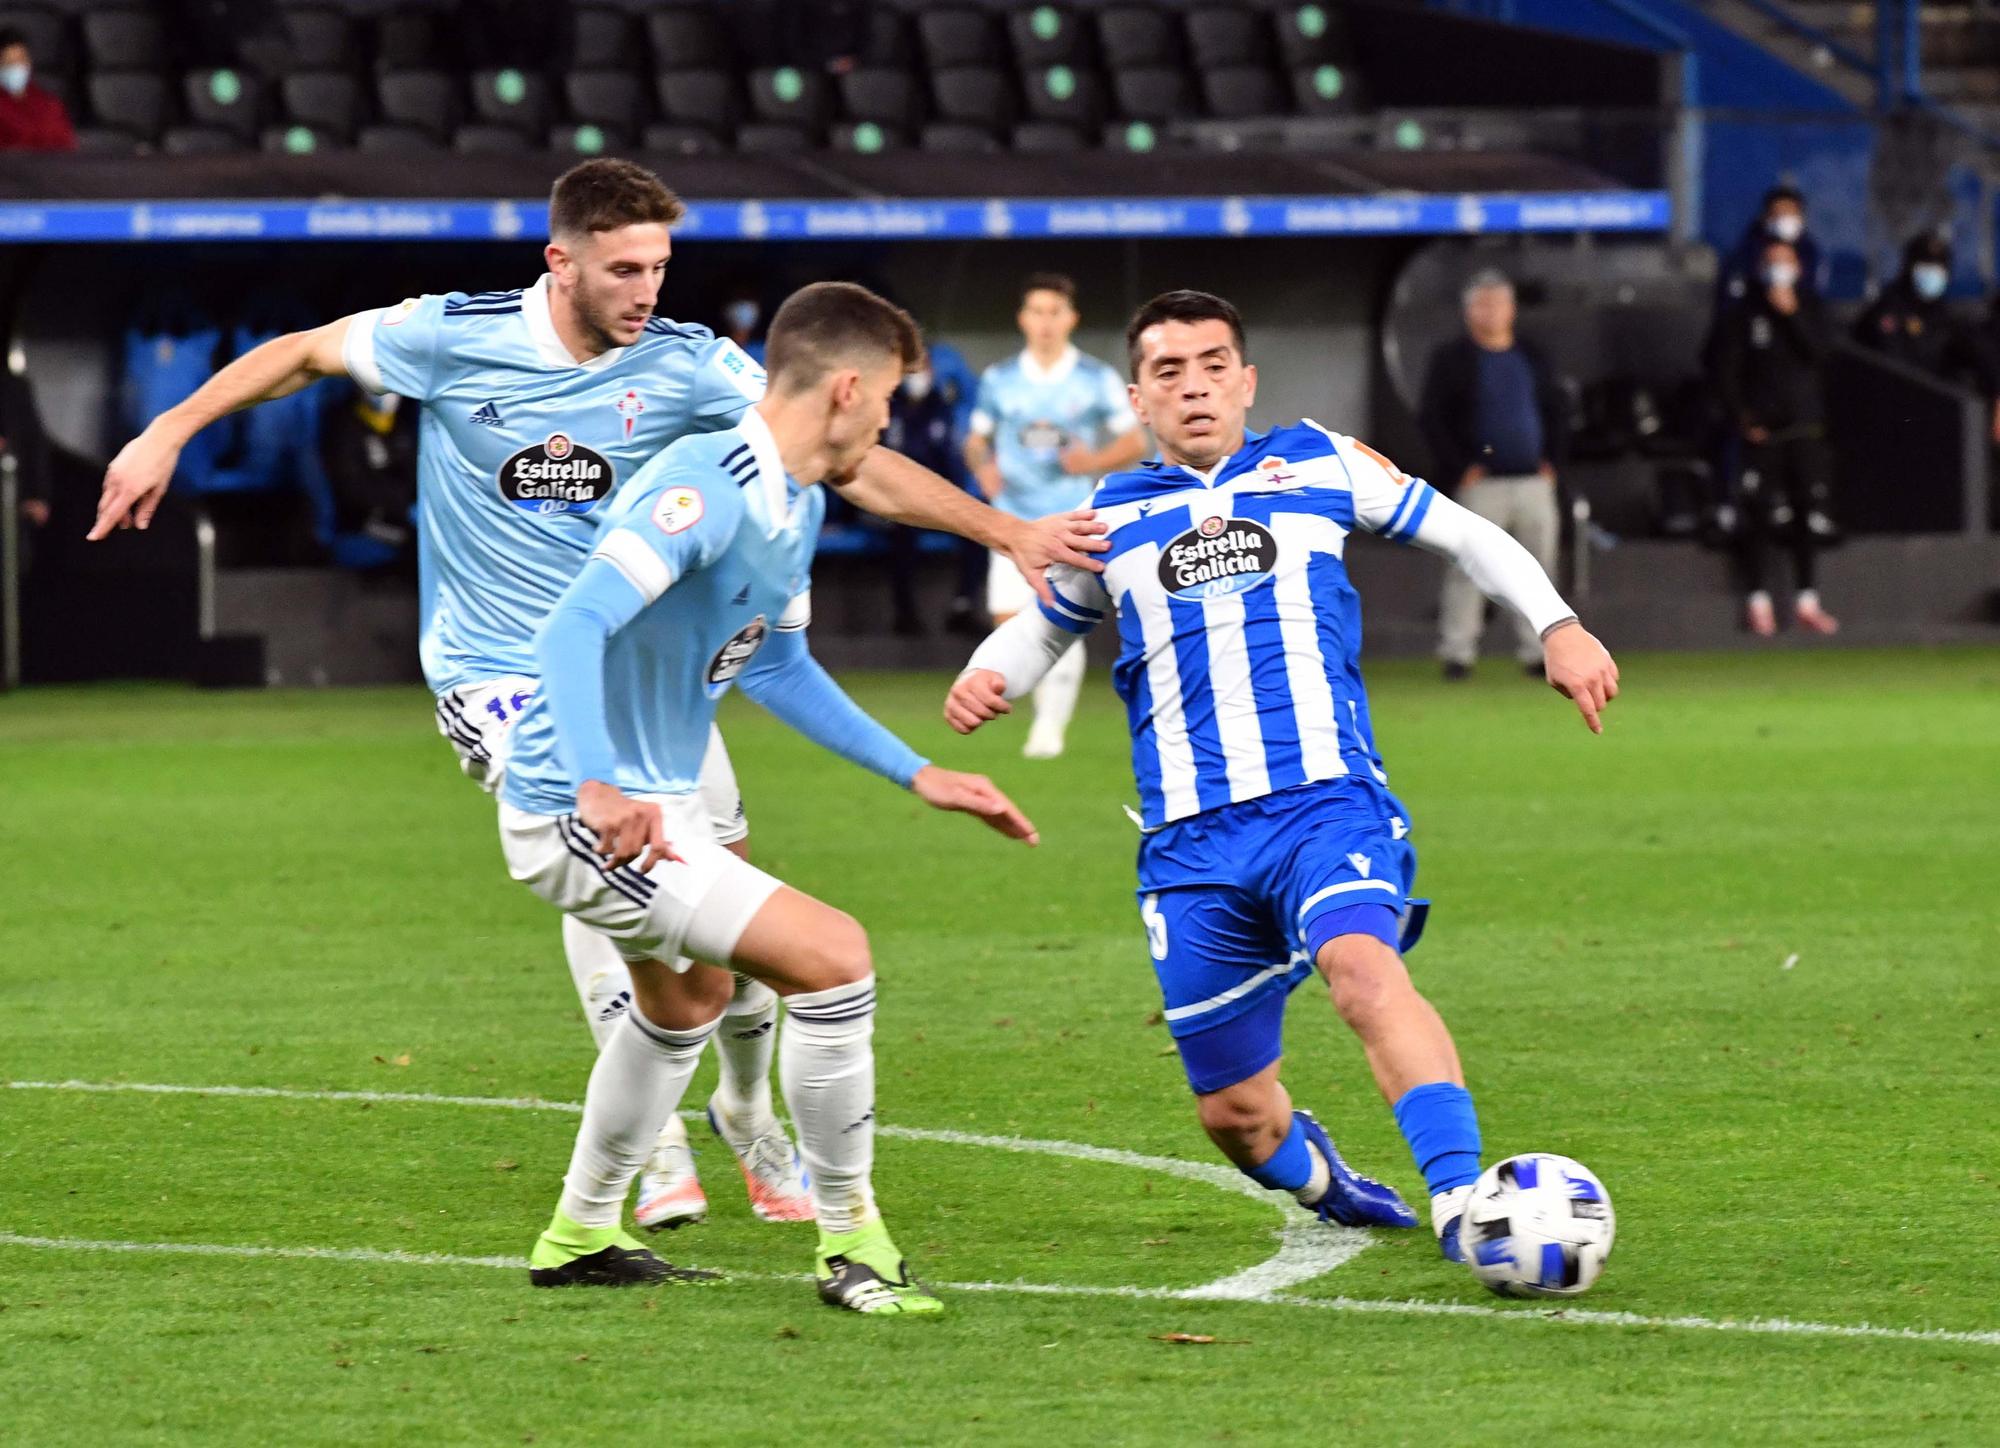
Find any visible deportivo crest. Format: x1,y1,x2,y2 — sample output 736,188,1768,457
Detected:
1156,515,1278,600
705,615,769,697
497,432,614,516
652,486,705,535
614,388,645,439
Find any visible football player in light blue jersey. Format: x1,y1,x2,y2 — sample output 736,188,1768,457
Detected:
950,290,1621,1271
966,273,1146,760
506,283,1036,1312
92,161,1106,1238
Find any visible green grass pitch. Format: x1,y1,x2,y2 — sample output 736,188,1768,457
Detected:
2,648,1996,1445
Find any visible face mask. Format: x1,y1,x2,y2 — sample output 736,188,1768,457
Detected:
1762,262,1800,291
1912,263,1949,301
724,300,759,334
1766,213,1804,243
0,64,29,97
902,369,933,401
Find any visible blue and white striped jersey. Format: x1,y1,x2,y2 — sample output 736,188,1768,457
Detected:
969,345,1136,520
1035,422,1441,829
342,275,767,694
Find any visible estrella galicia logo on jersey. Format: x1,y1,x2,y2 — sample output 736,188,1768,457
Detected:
705,615,769,698
496,431,615,516
1157,515,1278,600
1019,419,1069,455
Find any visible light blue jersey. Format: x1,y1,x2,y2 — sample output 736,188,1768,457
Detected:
970,345,1135,520
342,275,767,694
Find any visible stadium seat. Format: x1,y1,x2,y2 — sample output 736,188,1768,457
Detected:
735,122,816,154
376,70,459,143
915,9,997,72
280,71,362,141
1095,7,1181,69
1103,118,1173,153
81,9,162,72
830,120,909,154
181,69,265,141
87,72,170,143
569,7,635,72
551,121,630,155
1020,65,1105,129
1007,5,1090,67
161,124,242,156
0,7,71,77
930,66,1015,131
1202,65,1287,120
645,6,732,71
1185,7,1273,68
1290,62,1360,116
261,123,338,155
1111,67,1195,124
565,70,646,132
273,7,355,71
640,121,726,156
838,67,922,131
74,125,142,155
855,8,913,66
1273,3,1347,68
469,68,550,137
356,122,443,154
746,67,829,127
371,10,439,72
1012,120,1085,153
452,122,530,154
655,69,739,130
920,121,1002,154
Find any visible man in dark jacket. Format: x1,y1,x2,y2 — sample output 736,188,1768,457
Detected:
1713,238,1840,637
1418,269,1569,678
1853,232,2000,442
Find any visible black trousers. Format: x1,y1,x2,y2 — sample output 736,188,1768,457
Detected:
1735,432,1834,596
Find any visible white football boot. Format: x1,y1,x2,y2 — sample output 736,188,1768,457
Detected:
707,1099,814,1222
633,1114,708,1232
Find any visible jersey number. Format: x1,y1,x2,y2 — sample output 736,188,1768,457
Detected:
1141,894,1169,961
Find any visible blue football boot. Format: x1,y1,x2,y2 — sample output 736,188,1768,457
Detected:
1293,1110,1419,1229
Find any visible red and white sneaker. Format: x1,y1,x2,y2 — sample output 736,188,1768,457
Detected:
708,1102,814,1222
1745,591,1777,637
1793,591,1840,635
634,1115,707,1232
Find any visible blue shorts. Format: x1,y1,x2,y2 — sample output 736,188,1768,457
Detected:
1135,777,1421,1096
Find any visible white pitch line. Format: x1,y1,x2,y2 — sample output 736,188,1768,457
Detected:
3,1234,1997,1350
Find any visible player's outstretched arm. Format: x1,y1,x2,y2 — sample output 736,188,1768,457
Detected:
946,591,1096,733
836,445,1108,605
909,765,1038,845
90,315,357,539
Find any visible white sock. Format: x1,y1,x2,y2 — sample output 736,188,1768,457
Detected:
1797,589,1821,610
711,972,779,1140
1029,641,1085,741
557,1003,715,1229
562,914,634,1051
780,975,878,1236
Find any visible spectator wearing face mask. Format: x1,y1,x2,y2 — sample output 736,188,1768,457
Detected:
880,363,964,636
719,288,768,365
1854,233,2000,442
1712,239,1841,637
1717,185,1822,311
0,28,75,152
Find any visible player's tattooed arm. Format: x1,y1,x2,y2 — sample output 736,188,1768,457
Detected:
91,315,357,539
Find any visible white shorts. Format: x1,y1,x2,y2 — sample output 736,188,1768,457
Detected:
985,549,1041,618
435,678,748,845
499,792,783,967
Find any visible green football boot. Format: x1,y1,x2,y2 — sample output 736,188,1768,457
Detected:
814,1219,943,1316
528,1209,722,1288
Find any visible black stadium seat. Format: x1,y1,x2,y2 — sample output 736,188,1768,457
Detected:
930,66,1014,131
655,68,738,129
356,122,443,153
376,69,459,142
262,123,337,155
1012,120,1085,153
75,126,143,155
830,120,908,153
82,9,163,71
281,71,362,141
88,72,170,142
746,66,828,127
161,124,241,155
640,121,726,156
372,10,439,72
181,68,264,140
1202,65,1287,120
1096,6,1181,69
838,67,921,131
1185,7,1272,69
1007,5,1089,67
1020,65,1104,129
569,7,635,71
1111,67,1193,124
552,121,629,155
1274,3,1346,67
1291,62,1359,116
646,7,731,71
565,70,645,131
855,8,913,66
469,68,550,136
276,7,356,71
452,122,529,154
920,121,1002,154
735,122,815,154
915,9,996,72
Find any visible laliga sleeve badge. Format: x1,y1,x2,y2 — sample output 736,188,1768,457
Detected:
381,297,421,327
652,486,705,535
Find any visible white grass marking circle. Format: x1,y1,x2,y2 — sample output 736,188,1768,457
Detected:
3,1079,1366,1300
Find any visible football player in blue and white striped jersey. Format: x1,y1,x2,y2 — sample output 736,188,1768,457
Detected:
949,290,1619,1260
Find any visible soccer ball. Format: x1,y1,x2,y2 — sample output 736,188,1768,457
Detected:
1461,1153,1615,1299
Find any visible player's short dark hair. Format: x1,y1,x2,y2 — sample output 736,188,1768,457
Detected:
1762,183,1805,212
547,159,685,241
764,281,925,394
1021,272,1078,308
0,27,27,53
1124,289,1248,378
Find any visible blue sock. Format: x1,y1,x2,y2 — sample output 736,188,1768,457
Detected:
1243,1114,1312,1191
1391,1082,1483,1194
